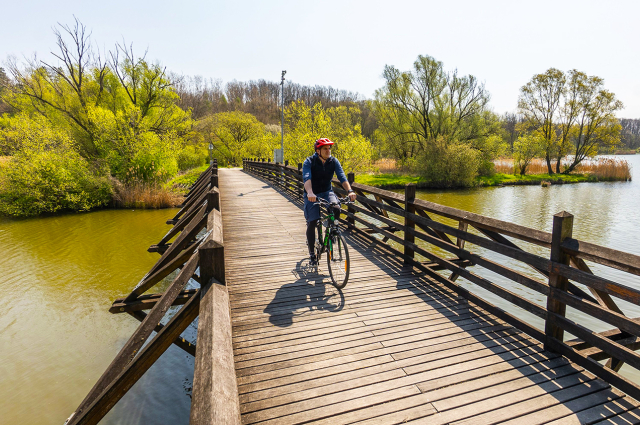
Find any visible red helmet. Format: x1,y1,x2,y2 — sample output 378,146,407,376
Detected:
314,138,334,150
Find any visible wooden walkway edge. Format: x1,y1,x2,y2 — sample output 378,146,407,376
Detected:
220,167,640,425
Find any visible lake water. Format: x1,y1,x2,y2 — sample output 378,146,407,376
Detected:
0,209,195,425
1,155,638,424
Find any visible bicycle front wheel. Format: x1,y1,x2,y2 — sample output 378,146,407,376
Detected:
327,233,350,288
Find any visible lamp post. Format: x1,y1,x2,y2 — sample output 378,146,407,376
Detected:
209,142,213,166
280,70,286,162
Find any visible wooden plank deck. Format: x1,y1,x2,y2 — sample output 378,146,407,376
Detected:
219,168,640,425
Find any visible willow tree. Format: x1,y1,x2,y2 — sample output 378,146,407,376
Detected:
518,68,622,174
373,55,503,185
564,77,623,173
517,68,565,174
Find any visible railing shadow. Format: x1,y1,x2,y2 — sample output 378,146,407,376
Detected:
342,228,621,421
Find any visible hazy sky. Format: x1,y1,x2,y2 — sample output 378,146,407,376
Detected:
2,0,639,117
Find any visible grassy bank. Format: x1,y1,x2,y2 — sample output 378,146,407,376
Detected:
355,171,630,189
164,165,210,193
356,156,632,189
477,173,597,186
354,173,424,188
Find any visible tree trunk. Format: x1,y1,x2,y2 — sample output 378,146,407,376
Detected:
546,153,554,174
555,156,562,174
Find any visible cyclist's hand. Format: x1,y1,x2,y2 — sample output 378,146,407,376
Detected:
308,193,317,202
348,192,357,202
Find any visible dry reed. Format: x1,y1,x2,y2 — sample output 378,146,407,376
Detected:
111,180,183,209
372,158,415,174
574,158,632,180
494,157,631,180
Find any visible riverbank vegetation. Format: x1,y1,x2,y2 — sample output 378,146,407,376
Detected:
0,19,636,216
356,157,632,189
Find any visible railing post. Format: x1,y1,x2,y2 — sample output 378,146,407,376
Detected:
298,163,303,199
545,211,574,351
210,173,218,190
404,183,416,265
206,188,220,212
347,172,355,229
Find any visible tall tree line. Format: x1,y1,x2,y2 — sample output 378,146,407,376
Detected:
173,75,363,123
619,118,640,150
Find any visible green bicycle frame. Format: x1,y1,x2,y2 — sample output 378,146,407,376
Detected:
316,206,341,256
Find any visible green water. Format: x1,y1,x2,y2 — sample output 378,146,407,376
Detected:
0,208,194,425
1,156,638,424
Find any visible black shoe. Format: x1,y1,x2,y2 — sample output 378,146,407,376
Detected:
309,255,318,266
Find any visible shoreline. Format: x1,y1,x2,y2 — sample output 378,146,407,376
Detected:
355,173,631,190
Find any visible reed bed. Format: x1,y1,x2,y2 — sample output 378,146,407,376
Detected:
494,157,631,180
493,158,562,174
372,158,414,174
111,180,183,209
575,158,632,180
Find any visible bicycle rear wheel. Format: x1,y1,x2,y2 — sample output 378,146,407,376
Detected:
327,233,349,288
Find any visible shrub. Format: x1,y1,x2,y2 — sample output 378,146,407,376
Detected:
177,145,207,171
0,150,112,216
0,114,112,216
416,137,480,188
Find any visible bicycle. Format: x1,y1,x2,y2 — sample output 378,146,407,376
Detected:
311,196,354,289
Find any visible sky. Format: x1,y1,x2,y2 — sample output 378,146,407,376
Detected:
2,0,640,117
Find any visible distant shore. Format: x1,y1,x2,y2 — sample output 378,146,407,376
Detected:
354,172,631,190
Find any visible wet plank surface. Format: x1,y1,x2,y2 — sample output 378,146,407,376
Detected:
219,168,640,425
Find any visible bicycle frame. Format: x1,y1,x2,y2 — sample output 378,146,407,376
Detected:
316,205,338,255
314,197,351,256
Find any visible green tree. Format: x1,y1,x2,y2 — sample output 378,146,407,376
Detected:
513,133,546,175
283,100,373,172
518,68,565,174
564,82,622,173
518,68,623,174
0,19,200,216
4,19,192,183
417,136,482,187
198,111,271,166
373,55,502,182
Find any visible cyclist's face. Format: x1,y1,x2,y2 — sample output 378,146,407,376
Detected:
318,145,331,160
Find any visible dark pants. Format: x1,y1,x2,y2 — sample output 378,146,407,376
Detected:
304,191,340,256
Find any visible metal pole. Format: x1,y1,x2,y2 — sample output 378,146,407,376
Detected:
280,70,286,162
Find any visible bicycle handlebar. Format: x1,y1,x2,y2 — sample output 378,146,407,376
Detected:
313,196,354,206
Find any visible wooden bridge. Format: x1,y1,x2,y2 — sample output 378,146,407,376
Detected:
66,160,640,424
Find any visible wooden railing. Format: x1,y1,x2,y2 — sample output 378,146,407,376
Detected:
243,158,640,400
66,160,241,425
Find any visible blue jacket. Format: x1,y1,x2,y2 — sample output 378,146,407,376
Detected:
302,153,347,195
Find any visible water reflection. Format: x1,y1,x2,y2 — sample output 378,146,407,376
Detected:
0,208,193,425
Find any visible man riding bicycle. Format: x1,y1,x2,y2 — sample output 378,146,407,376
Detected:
302,138,357,266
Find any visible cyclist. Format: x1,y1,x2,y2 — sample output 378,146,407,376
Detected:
302,138,357,265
